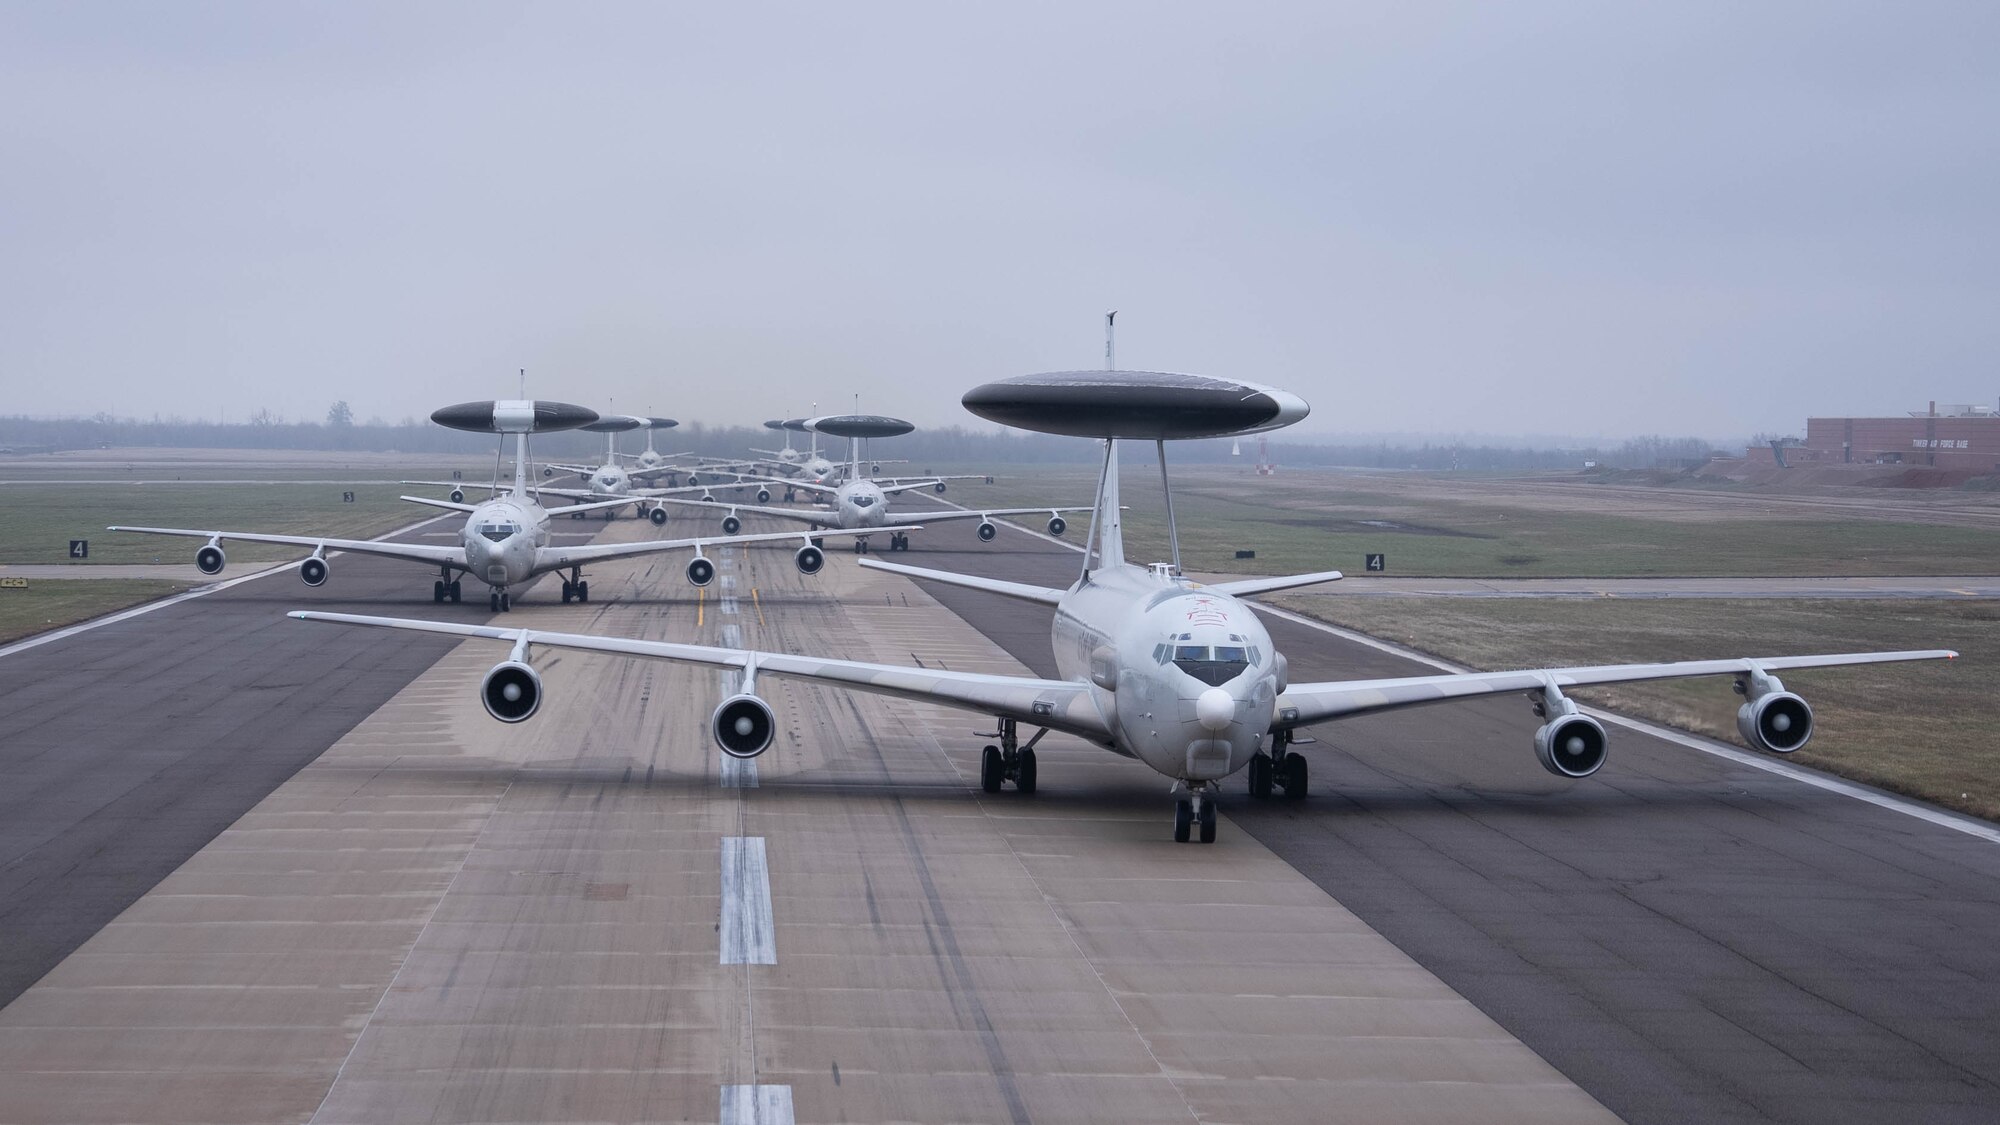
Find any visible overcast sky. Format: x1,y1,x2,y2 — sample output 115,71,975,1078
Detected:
3,2,1995,440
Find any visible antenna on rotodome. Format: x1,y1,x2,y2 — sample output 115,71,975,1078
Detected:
1104,310,1116,371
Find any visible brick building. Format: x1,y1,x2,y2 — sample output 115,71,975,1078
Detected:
1750,402,2000,471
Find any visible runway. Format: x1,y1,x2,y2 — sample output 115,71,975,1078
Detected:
0,496,1996,1123
0,515,1610,1124
887,495,2000,1125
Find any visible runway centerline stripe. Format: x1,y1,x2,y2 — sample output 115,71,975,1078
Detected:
719,1084,793,1125
720,837,777,965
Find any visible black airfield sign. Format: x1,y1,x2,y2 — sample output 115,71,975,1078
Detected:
1365,553,1385,572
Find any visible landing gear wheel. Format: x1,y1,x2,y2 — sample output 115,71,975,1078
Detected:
577,581,589,603
490,591,501,613
433,580,445,603
561,581,574,604
449,581,462,603
1248,754,1273,799
500,592,511,612
1016,747,1037,794
1198,800,1217,843
1280,753,1308,800
1173,799,1193,843
980,745,1004,794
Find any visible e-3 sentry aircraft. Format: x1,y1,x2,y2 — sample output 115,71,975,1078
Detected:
285,365,1959,844
658,413,1086,553
406,414,752,526
114,399,920,612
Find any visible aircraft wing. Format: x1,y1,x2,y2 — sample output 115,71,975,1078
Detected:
403,479,499,490
895,505,1094,521
777,479,839,497
109,526,466,569
532,524,925,569
857,557,1066,606
653,497,832,525
289,611,1114,742
1274,650,1958,729
544,496,646,517
1201,570,1345,598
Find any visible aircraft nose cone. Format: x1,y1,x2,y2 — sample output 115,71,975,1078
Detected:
1195,687,1235,732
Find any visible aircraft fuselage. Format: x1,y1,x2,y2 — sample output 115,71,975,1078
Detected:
1053,563,1280,783
459,494,554,590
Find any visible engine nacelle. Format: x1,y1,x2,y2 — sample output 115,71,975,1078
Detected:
934,482,948,494
1738,691,1813,754
687,472,702,486
756,488,771,503
1047,515,1067,536
700,493,716,503
722,514,742,534
480,661,542,723
195,544,226,575
686,556,716,587
299,557,329,586
1534,714,1608,778
795,544,825,575
542,465,554,478
449,488,465,504
712,693,776,758
976,520,998,542
648,506,668,526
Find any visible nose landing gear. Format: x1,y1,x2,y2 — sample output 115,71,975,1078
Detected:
489,590,511,613
1174,783,1220,843
977,718,1042,794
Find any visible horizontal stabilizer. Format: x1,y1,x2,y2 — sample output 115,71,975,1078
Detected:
1202,569,1344,598
857,557,1066,606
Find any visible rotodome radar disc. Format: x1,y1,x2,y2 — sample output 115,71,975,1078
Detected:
763,419,788,430
961,371,1309,440
644,416,679,429
780,418,812,432
809,414,915,439
581,414,645,433
431,400,599,434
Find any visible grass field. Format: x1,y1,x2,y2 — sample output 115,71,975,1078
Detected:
1265,594,1996,820
0,482,437,564
0,580,190,645
958,465,2000,578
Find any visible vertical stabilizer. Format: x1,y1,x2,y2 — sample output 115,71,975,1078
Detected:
1083,438,1125,574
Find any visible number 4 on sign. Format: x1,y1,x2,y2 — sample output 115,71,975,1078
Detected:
1365,553,1385,572
69,539,88,559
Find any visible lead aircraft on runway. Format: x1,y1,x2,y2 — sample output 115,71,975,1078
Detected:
292,344,1956,843
659,413,1088,553
115,399,920,612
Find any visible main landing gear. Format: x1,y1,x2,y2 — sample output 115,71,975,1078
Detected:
431,575,463,603
560,567,591,604
886,533,911,551
978,717,1042,795
1173,785,1219,844
488,590,512,613
851,538,872,554
1247,730,1309,801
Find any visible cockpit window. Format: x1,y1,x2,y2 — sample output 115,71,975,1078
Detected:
478,523,519,543
1172,644,1252,686
852,494,877,508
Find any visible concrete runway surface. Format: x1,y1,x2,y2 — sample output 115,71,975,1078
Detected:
0,515,1610,1124
0,495,1996,1123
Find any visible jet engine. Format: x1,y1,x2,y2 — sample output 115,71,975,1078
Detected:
648,507,668,526
700,492,716,503
1047,515,1067,536
1736,672,1813,753
450,488,465,504
686,556,716,587
542,466,554,478
934,482,948,494
756,488,771,503
794,544,825,575
1529,680,1607,778
712,693,776,758
687,473,702,486
1534,714,1608,778
976,521,998,542
196,544,226,575
480,660,542,723
299,557,329,586
722,514,743,534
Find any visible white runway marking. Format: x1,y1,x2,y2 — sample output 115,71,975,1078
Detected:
719,1084,794,1125
720,837,777,965
720,596,739,614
